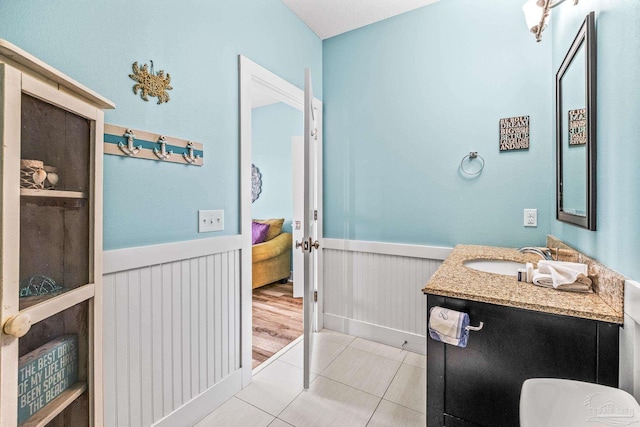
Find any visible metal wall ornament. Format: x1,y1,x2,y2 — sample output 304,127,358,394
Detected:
129,61,173,104
251,164,262,203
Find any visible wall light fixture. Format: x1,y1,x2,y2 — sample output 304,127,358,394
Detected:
523,0,580,42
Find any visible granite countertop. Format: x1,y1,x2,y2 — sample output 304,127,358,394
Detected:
422,244,623,324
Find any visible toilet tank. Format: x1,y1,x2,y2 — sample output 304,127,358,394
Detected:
620,280,640,400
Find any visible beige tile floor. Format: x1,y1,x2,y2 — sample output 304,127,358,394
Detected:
196,329,426,427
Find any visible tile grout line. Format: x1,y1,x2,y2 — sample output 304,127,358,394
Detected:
382,362,427,415
365,396,385,427
379,359,404,399
229,396,276,424
275,371,320,419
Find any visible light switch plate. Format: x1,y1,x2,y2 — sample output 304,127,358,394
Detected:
524,209,537,227
199,210,224,232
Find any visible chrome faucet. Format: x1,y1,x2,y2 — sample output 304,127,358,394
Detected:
518,247,553,260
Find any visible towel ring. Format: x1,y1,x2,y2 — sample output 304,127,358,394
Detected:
460,152,485,176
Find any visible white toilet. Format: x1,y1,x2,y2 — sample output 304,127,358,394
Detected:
520,280,640,427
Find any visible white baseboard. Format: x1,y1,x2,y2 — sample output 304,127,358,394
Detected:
151,369,242,427
323,313,426,355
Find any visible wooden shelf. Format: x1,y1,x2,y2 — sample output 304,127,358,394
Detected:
19,284,94,324
20,382,87,427
20,189,87,199
20,189,87,207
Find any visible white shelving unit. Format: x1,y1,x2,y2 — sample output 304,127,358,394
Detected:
0,39,114,427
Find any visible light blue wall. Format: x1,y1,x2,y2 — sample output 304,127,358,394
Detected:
0,0,321,250
251,102,303,234
551,0,640,281
323,0,554,248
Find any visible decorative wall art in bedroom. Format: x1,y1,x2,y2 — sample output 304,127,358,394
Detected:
129,61,172,104
252,164,262,203
104,124,203,166
499,115,530,151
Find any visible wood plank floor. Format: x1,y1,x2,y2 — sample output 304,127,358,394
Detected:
252,282,303,369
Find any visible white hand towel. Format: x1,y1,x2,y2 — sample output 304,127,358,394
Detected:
537,260,588,277
537,260,592,291
532,270,554,288
532,266,592,293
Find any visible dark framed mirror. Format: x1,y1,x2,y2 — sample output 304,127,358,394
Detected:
556,11,596,230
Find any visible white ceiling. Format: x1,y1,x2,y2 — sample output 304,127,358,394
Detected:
281,0,441,40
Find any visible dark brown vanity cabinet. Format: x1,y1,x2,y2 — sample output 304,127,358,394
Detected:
426,294,619,427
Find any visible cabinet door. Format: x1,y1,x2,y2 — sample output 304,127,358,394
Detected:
0,59,24,427
1,65,103,427
427,295,617,427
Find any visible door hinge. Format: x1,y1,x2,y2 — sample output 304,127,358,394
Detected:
314,210,318,221
313,291,318,302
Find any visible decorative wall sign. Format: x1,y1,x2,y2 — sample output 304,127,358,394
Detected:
18,335,78,423
104,124,203,166
129,61,172,104
499,116,530,151
252,164,262,203
568,108,587,145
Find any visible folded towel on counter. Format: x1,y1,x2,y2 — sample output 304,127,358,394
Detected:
537,260,588,277
532,260,592,293
428,306,470,348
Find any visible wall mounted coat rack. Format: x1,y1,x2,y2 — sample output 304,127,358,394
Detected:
104,124,203,166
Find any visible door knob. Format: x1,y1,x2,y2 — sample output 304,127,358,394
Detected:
3,312,32,338
296,240,309,252
309,239,320,250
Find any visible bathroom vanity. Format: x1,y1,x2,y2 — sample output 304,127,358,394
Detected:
424,244,623,427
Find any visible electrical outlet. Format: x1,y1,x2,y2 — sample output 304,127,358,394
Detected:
199,210,224,232
524,209,537,227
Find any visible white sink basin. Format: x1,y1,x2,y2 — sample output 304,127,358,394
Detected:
463,259,525,276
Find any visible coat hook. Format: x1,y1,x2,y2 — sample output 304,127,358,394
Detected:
118,129,142,156
183,141,200,164
154,135,172,160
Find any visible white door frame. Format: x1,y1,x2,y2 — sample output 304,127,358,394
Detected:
239,55,323,387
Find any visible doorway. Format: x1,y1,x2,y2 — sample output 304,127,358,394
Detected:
239,56,324,386
250,101,303,369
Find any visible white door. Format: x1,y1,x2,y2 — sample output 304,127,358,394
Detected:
292,136,318,299
301,68,319,389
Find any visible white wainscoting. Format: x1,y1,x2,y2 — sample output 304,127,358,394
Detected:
322,239,451,354
620,280,640,400
103,235,242,427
